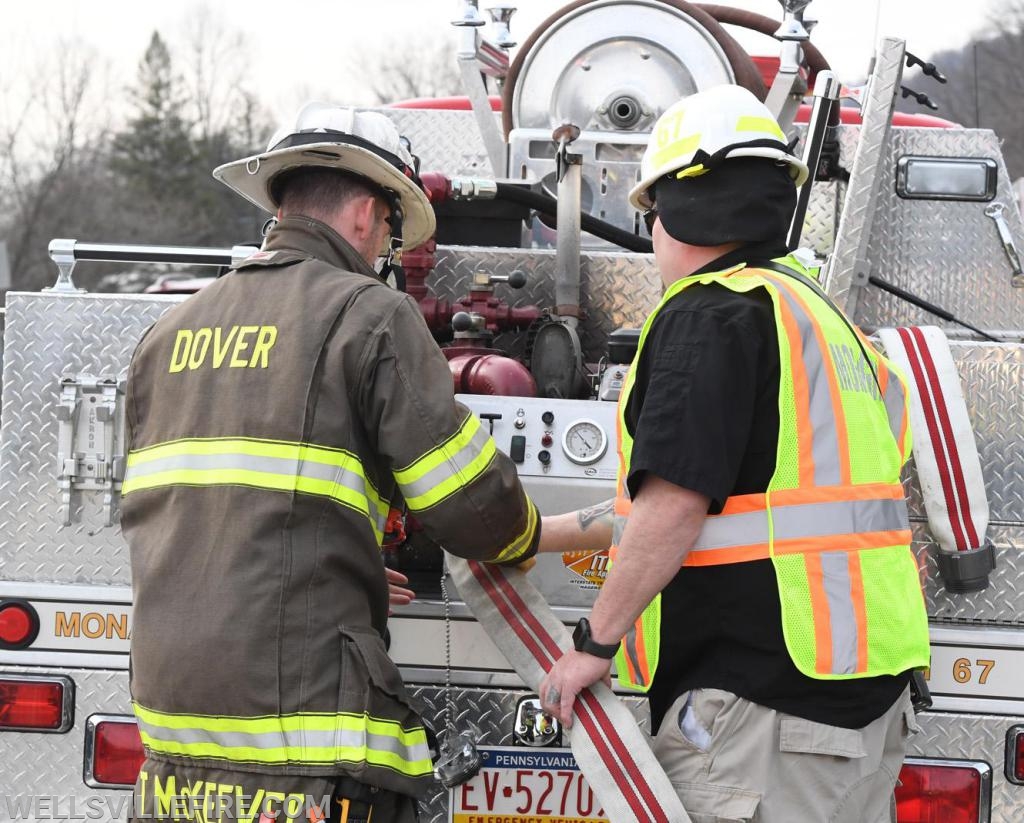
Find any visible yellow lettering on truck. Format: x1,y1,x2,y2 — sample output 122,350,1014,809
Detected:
55,611,80,637
168,326,278,372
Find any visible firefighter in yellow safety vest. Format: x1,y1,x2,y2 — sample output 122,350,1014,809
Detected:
538,86,929,822
121,103,540,823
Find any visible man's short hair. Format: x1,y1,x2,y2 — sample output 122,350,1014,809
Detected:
273,167,383,220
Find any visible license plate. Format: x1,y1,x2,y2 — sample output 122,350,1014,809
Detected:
449,747,607,823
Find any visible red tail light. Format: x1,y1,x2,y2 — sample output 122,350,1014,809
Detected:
894,757,991,823
1007,725,1024,785
0,601,39,649
85,715,145,788
0,675,73,731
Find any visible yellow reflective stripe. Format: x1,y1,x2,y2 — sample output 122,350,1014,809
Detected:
127,437,356,469
403,439,496,510
736,115,786,140
492,499,539,563
649,133,701,173
122,437,388,542
394,414,499,511
133,702,425,740
393,413,479,485
138,733,432,774
674,163,709,179
134,703,431,775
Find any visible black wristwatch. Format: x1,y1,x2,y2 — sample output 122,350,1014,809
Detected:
572,618,620,659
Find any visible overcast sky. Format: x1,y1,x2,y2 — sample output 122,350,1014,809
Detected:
0,0,997,131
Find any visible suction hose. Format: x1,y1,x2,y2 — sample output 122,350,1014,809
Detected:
494,182,654,254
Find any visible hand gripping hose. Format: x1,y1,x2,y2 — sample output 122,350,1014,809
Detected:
445,554,692,822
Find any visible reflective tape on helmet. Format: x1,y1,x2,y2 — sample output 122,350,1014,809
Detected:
132,703,432,776
393,412,497,511
122,437,389,542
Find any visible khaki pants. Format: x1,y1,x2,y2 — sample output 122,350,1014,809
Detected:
651,687,917,823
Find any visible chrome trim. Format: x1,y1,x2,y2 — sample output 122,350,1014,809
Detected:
83,713,140,790
0,651,129,670
901,757,992,823
0,581,132,603
0,672,75,733
1006,725,1024,786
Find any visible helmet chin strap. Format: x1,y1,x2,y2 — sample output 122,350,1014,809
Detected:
376,190,406,292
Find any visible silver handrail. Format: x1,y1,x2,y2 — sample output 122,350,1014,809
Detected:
46,239,259,293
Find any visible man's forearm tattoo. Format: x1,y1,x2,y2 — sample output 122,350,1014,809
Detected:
577,498,615,531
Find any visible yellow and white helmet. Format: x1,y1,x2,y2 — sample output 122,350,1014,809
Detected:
628,85,809,210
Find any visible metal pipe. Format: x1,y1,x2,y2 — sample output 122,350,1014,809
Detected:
788,70,840,250
58,241,256,266
553,127,583,323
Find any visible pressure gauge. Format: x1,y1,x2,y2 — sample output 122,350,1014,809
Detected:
561,419,608,465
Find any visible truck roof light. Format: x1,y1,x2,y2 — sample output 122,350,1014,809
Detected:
894,757,992,823
0,601,39,649
1007,726,1024,785
85,715,145,788
0,675,74,732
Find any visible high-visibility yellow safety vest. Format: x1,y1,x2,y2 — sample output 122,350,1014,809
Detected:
611,257,931,691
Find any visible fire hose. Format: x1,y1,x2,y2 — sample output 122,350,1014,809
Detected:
445,554,692,822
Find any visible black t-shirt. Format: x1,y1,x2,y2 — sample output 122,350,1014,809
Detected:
626,243,910,733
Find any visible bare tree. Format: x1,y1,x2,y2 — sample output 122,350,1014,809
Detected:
0,43,115,291
177,3,261,145
350,36,465,105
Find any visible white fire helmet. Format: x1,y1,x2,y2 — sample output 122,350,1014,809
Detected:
213,102,436,249
628,85,809,211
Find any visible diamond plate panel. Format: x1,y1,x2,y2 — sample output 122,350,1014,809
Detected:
368,108,497,177
0,292,180,585
855,128,1024,333
0,667,133,822
913,524,1024,624
909,710,1024,823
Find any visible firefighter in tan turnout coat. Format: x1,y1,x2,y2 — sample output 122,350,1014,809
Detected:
121,103,540,823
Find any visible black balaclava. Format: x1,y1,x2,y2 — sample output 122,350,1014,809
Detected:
653,157,798,247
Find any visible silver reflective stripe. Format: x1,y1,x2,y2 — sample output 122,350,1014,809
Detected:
820,552,859,674
396,421,492,501
692,509,768,550
689,497,909,553
773,497,909,541
136,717,431,764
126,452,362,493
773,286,843,486
883,372,907,443
612,514,627,546
621,628,646,687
